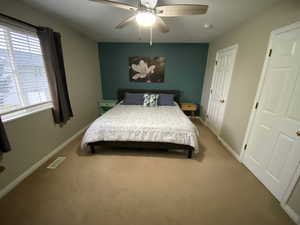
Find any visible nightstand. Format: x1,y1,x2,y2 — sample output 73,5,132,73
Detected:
99,99,117,115
181,103,197,117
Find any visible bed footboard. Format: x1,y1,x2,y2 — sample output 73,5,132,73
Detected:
187,150,193,159
89,143,96,154
88,141,194,159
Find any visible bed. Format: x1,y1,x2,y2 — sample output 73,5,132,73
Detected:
81,89,199,158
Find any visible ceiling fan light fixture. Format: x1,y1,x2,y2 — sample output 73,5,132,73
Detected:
136,12,156,27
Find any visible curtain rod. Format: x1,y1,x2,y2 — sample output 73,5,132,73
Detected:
0,13,39,29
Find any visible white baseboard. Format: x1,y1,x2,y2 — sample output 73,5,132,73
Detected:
199,114,299,224
0,124,89,199
218,137,241,162
193,116,206,125
217,134,300,224
281,203,299,224
199,119,241,162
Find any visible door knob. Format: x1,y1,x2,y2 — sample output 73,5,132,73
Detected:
220,99,225,103
297,131,300,136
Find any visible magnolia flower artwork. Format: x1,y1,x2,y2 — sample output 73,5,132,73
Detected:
129,56,165,83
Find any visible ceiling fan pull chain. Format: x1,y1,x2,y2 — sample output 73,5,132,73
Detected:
150,27,152,46
138,25,142,40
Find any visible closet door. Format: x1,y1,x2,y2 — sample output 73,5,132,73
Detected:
243,23,300,201
207,45,237,135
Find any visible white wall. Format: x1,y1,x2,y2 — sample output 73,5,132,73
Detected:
202,0,300,155
201,0,300,216
0,0,102,190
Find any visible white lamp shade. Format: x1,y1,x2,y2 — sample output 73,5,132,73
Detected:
136,12,156,27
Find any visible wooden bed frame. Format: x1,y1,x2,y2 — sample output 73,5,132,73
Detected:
88,89,195,158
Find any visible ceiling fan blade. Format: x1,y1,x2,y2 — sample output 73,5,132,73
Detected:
115,15,136,29
89,0,137,11
155,16,170,33
140,0,158,9
156,4,208,17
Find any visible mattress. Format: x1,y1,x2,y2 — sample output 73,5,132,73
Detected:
81,103,199,153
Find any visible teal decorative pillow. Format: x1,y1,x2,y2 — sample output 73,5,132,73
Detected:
143,93,159,107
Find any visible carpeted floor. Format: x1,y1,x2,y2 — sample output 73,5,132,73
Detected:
0,120,295,225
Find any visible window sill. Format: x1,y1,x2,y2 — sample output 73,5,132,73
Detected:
2,103,53,123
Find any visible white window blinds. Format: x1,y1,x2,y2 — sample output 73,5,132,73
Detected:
0,23,51,115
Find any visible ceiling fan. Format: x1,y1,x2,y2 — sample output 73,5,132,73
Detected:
89,0,208,33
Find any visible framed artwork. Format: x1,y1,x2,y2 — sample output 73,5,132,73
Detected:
129,56,165,83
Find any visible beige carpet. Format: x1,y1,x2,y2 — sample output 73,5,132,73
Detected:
0,120,295,225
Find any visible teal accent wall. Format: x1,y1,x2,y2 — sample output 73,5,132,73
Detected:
98,43,209,107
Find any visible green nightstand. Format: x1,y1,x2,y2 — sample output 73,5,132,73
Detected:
99,99,117,115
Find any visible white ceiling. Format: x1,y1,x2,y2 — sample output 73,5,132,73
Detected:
21,0,280,42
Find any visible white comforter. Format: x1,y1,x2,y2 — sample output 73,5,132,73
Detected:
81,103,199,153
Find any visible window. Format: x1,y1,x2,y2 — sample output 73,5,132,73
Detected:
0,22,52,120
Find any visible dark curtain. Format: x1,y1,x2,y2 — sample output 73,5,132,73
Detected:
37,27,73,125
0,117,11,153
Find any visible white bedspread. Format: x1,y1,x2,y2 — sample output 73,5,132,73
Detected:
81,103,199,153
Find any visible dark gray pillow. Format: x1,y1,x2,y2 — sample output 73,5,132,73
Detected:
158,94,175,106
122,93,144,105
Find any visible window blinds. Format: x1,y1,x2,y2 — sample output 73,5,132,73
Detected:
0,23,51,115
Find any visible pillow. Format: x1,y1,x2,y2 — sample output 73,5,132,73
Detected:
158,94,175,106
143,93,159,107
122,93,144,105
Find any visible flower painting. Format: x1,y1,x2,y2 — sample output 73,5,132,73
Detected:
129,56,165,83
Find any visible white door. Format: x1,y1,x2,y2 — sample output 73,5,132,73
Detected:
207,45,238,135
243,23,300,201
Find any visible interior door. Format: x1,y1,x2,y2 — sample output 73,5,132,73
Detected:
243,24,300,201
207,45,237,135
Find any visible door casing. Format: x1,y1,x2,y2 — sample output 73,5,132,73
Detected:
206,44,238,136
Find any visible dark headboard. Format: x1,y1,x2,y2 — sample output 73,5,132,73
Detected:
117,89,181,104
